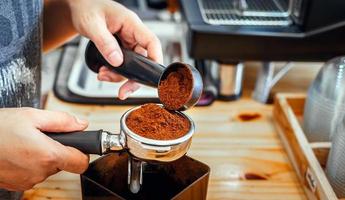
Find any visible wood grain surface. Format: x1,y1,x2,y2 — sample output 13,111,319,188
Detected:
22,62,322,200
22,95,304,200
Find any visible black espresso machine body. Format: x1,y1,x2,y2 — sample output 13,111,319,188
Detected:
180,0,345,62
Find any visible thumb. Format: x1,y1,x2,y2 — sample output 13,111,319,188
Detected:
29,109,89,133
56,144,90,174
27,109,90,173
86,16,123,67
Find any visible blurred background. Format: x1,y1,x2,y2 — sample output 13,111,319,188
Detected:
42,0,345,105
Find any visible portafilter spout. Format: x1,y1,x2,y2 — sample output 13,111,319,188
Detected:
84,37,203,110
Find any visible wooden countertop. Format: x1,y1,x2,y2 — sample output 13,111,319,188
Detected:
23,95,304,200
23,62,322,200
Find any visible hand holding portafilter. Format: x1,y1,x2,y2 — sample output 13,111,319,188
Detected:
45,105,195,193
84,37,203,111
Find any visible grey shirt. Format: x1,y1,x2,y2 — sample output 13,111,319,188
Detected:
0,0,43,199
0,0,42,108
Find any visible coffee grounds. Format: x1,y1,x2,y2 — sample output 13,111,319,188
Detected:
158,67,193,110
126,104,190,140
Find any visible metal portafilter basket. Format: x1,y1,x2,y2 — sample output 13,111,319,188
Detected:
45,105,195,193
84,37,203,111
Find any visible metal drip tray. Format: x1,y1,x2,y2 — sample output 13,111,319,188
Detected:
198,0,292,26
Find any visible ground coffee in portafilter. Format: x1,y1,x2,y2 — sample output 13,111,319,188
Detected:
158,67,193,110
126,68,193,140
126,104,190,140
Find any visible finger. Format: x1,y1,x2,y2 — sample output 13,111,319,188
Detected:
134,44,148,57
85,15,123,67
99,66,109,72
98,73,124,82
97,66,125,82
28,109,88,133
133,24,163,64
0,182,17,191
98,68,124,82
40,131,88,174
44,166,60,178
56,145,89,174
118,80,140,100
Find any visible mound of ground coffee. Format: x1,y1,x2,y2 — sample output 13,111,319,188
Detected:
158,67,193,110
126,103,190,140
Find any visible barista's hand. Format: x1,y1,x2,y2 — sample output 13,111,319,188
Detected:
0,108,89,191
68,0,163,100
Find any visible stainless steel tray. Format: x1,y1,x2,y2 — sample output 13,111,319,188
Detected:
198,0,292,26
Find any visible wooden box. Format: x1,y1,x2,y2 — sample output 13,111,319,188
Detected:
273,93,344,200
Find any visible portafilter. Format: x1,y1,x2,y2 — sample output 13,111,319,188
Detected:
45,105,195,193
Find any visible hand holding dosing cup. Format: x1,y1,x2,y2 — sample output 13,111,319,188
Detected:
85,36,203,111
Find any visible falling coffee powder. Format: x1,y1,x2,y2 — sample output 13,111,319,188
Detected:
158,67,193,110
126,104,190,140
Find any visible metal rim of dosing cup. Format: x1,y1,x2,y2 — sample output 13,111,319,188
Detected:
120,104,195,146
158,63,203,111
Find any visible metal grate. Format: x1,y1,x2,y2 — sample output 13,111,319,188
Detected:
198,0,293,26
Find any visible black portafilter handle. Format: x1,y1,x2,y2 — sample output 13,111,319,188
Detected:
85,38,165,87
45,130,103,155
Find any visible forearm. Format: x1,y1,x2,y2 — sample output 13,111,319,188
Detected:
43,0,77,52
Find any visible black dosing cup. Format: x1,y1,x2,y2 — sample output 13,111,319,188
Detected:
85,38,165,87
84,36,203,110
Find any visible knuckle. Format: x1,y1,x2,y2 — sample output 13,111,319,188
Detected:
22,176,38,190
151,35,161,45
57,111,74,122
143,30,160,46
96,38,109,51
40,151,59,168
23,183,35,190
60,111,71,118
127,10,140,20
94,36,116,56
77,13,96,35
21,107,38,120
32,175,46,184
21,107,35,115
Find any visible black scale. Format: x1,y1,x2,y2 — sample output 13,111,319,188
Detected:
81,153,210,200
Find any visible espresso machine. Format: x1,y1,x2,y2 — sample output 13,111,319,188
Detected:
181,0,345,103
